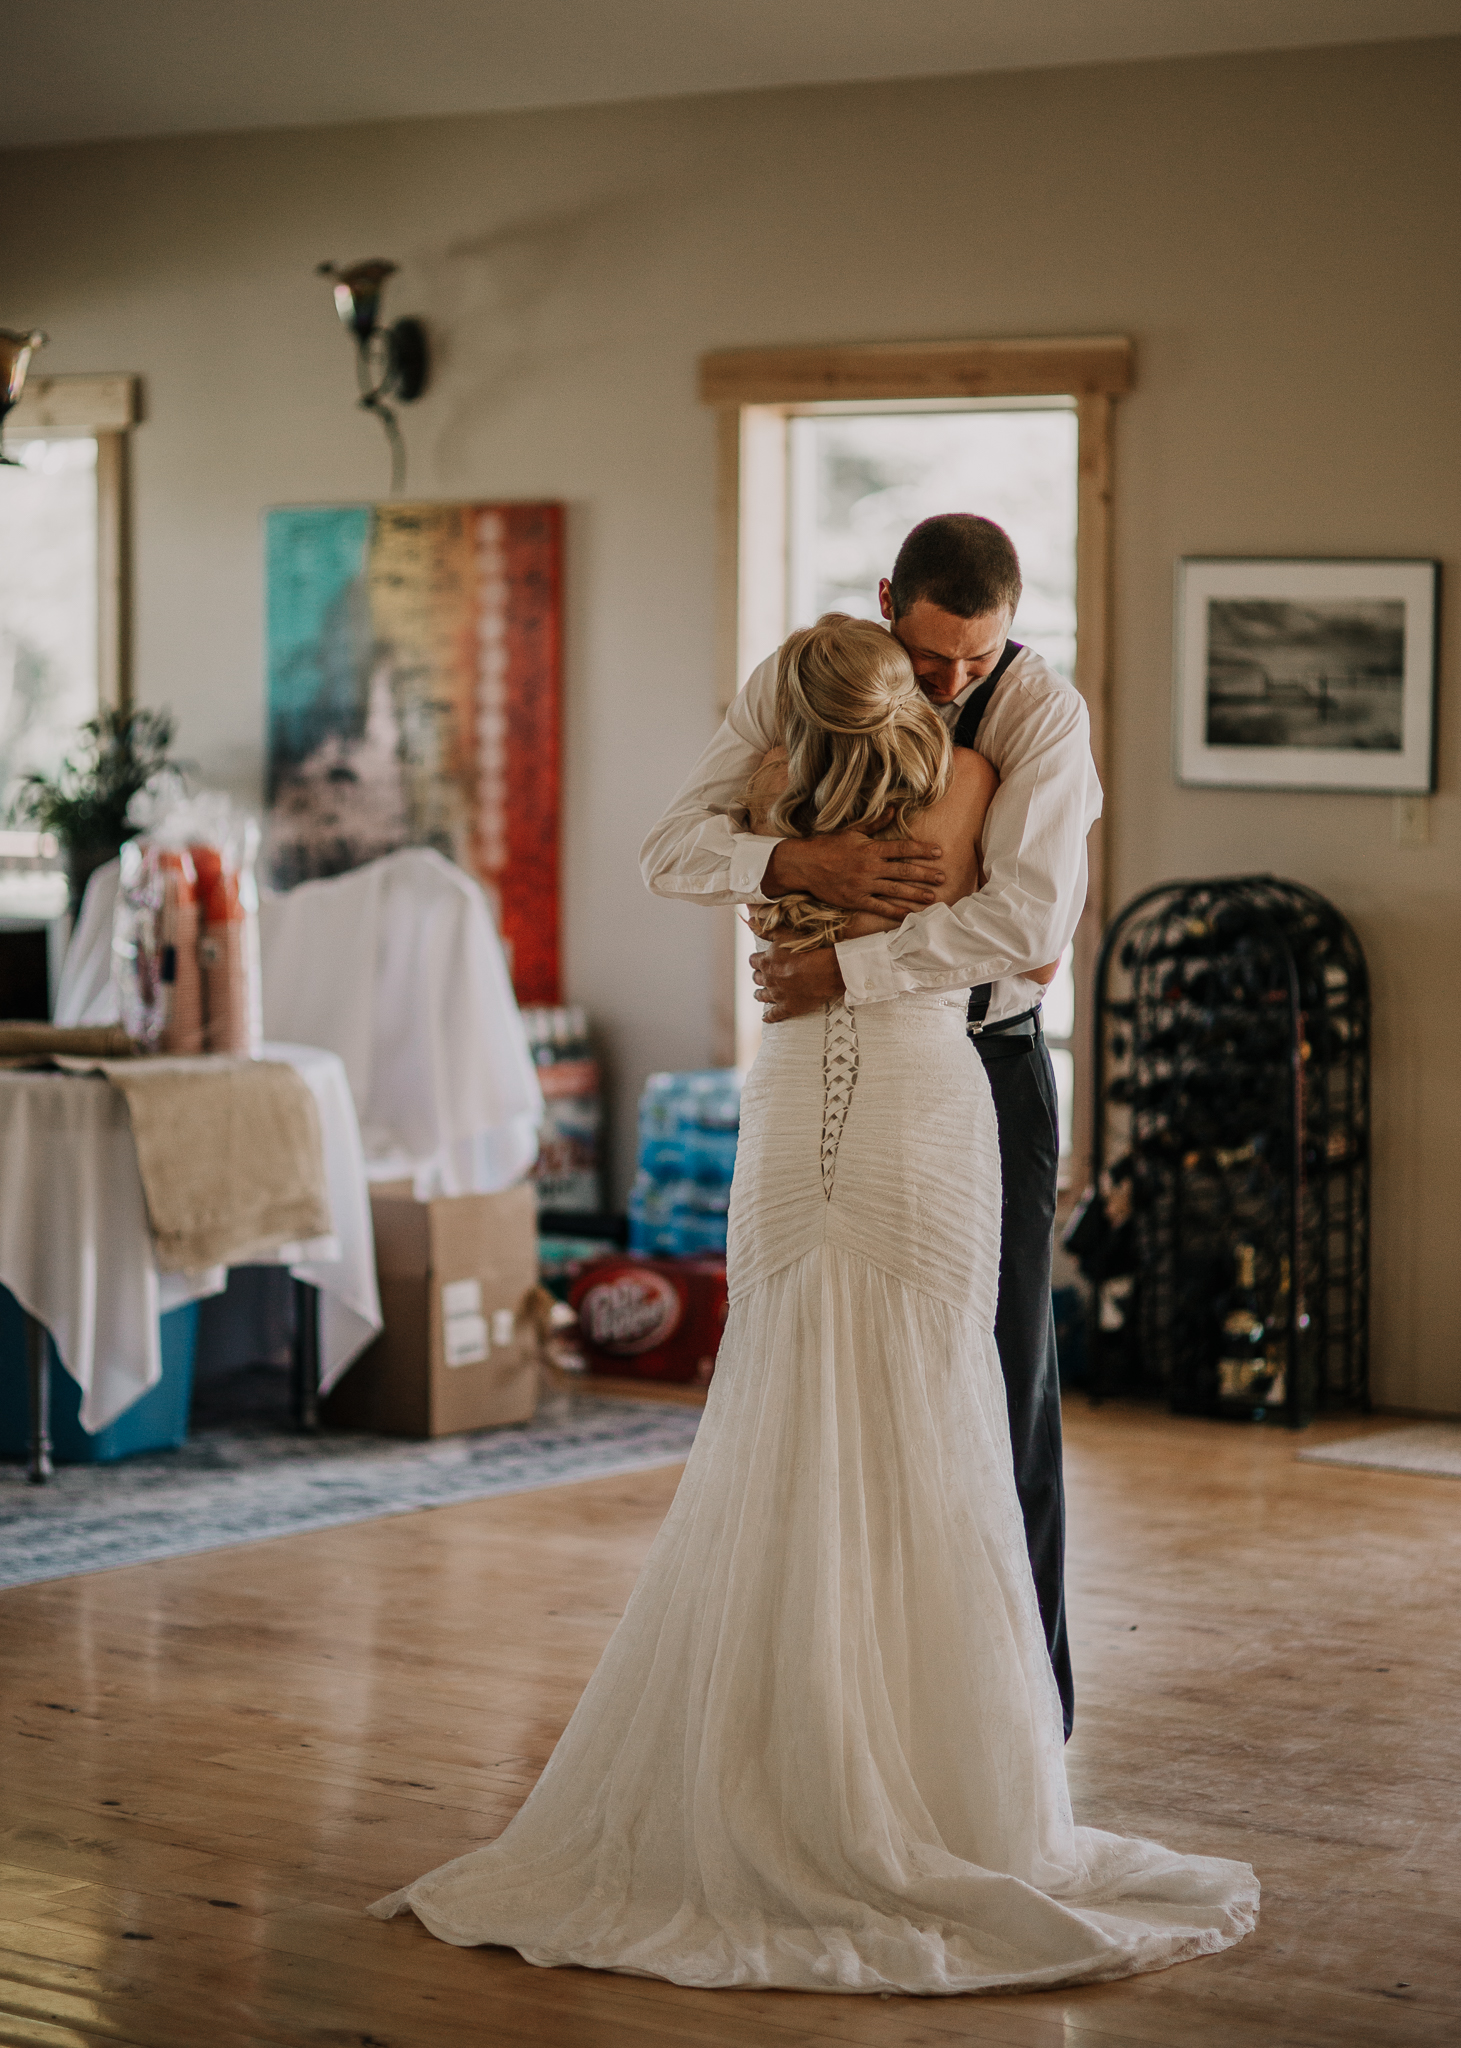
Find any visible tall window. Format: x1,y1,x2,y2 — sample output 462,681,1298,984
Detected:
0,437,99,808
0,375,137,850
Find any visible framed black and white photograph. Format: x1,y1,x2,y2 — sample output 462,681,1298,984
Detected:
1175,558,1438,792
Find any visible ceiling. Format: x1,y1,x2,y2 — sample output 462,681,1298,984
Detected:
6,0,1461,149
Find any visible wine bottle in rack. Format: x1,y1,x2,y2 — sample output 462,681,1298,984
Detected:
1217,1244,1269,1406
1263,1255,1291,1408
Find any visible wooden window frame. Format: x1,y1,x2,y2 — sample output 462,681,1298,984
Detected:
7,372,140,711
697,335,1133,1195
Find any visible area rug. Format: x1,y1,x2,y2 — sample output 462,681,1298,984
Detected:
1298,1424,1461,1479
0,1389,702,1591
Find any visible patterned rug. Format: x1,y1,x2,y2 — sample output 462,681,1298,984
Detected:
0,1387,702,1590
1298,1424,1461,1479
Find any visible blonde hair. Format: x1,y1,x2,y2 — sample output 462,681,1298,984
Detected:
749,614,951,953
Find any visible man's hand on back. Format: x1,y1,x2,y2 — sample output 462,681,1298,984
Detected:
751,943,846,1023
762,830,944,916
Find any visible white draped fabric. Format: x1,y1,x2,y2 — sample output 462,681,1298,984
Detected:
0,1071,159,1433
371,991,1258,1993
258,849,543,1197
52,860,118,1028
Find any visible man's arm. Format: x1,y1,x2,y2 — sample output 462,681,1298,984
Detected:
638,655,784,908
640,654,945,915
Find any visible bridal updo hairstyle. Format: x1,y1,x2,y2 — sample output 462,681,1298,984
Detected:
752,612,951,954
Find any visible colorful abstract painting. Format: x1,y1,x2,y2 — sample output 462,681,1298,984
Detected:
265,502,562,1003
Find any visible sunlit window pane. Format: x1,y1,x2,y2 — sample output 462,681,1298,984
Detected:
1049,1047,1074,1158
787,406,1078,679
0,437,98,810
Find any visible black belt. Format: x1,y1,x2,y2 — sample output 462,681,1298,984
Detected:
970,1003,1043,1057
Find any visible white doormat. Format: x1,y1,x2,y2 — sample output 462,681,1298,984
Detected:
1298,1424,1461,1479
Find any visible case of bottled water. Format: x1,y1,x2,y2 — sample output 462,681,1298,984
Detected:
628,1068,742,1258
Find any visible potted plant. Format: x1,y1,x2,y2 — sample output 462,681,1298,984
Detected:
11,707,184,919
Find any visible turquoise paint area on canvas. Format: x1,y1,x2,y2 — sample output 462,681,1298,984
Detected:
264,506,375,775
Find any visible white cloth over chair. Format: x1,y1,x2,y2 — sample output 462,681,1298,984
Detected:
258,849,543,1198
0,1044,382,1429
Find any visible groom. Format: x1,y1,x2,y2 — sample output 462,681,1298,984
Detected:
640,514,1100,1737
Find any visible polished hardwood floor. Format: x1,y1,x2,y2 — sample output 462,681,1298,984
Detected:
2,1400,1459,2047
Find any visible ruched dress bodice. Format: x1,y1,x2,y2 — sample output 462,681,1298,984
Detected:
730,991,999,1324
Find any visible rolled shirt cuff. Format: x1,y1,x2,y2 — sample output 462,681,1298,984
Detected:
729,832,780,905
834,931,904,1004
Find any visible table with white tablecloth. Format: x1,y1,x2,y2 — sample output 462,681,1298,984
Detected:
0,1042,381,1436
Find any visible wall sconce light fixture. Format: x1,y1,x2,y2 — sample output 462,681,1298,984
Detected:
317,260,428,495
0,329,48,465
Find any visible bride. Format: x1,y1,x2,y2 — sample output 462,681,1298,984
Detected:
370,615,1259,1994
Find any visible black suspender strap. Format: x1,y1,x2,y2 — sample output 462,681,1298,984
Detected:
951,639,1022,751
954,639,1023,1033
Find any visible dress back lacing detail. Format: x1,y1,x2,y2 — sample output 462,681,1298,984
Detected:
820,998,860,1199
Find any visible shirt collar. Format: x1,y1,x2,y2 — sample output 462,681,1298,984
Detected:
935,665,1002,728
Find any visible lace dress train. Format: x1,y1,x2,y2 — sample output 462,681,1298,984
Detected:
369,991,1258,1993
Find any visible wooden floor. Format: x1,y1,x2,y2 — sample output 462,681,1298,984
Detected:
3,1401,1459,2048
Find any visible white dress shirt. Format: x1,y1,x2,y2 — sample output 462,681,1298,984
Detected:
639,641,1102,1026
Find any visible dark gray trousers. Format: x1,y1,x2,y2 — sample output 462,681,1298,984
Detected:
973,1029,1074,1739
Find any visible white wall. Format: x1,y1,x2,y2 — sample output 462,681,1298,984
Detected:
3,35,1457,1408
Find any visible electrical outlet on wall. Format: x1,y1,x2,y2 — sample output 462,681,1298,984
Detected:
1392,796,1431,846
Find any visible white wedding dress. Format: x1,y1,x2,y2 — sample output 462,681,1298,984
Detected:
371,991,1258,1993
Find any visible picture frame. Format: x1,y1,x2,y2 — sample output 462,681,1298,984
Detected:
1174,557,1438,792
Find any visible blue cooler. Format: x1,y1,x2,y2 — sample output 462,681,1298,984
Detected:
0,1283,201,1462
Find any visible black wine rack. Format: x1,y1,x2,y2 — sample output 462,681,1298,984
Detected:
1084,876,1370,1426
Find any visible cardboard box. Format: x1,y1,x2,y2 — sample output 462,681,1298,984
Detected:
323,1184,539,1437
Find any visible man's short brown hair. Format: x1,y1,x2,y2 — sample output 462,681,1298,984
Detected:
889,514,1023,620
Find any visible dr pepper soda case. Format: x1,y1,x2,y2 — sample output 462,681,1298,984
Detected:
567,1255,728,1385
